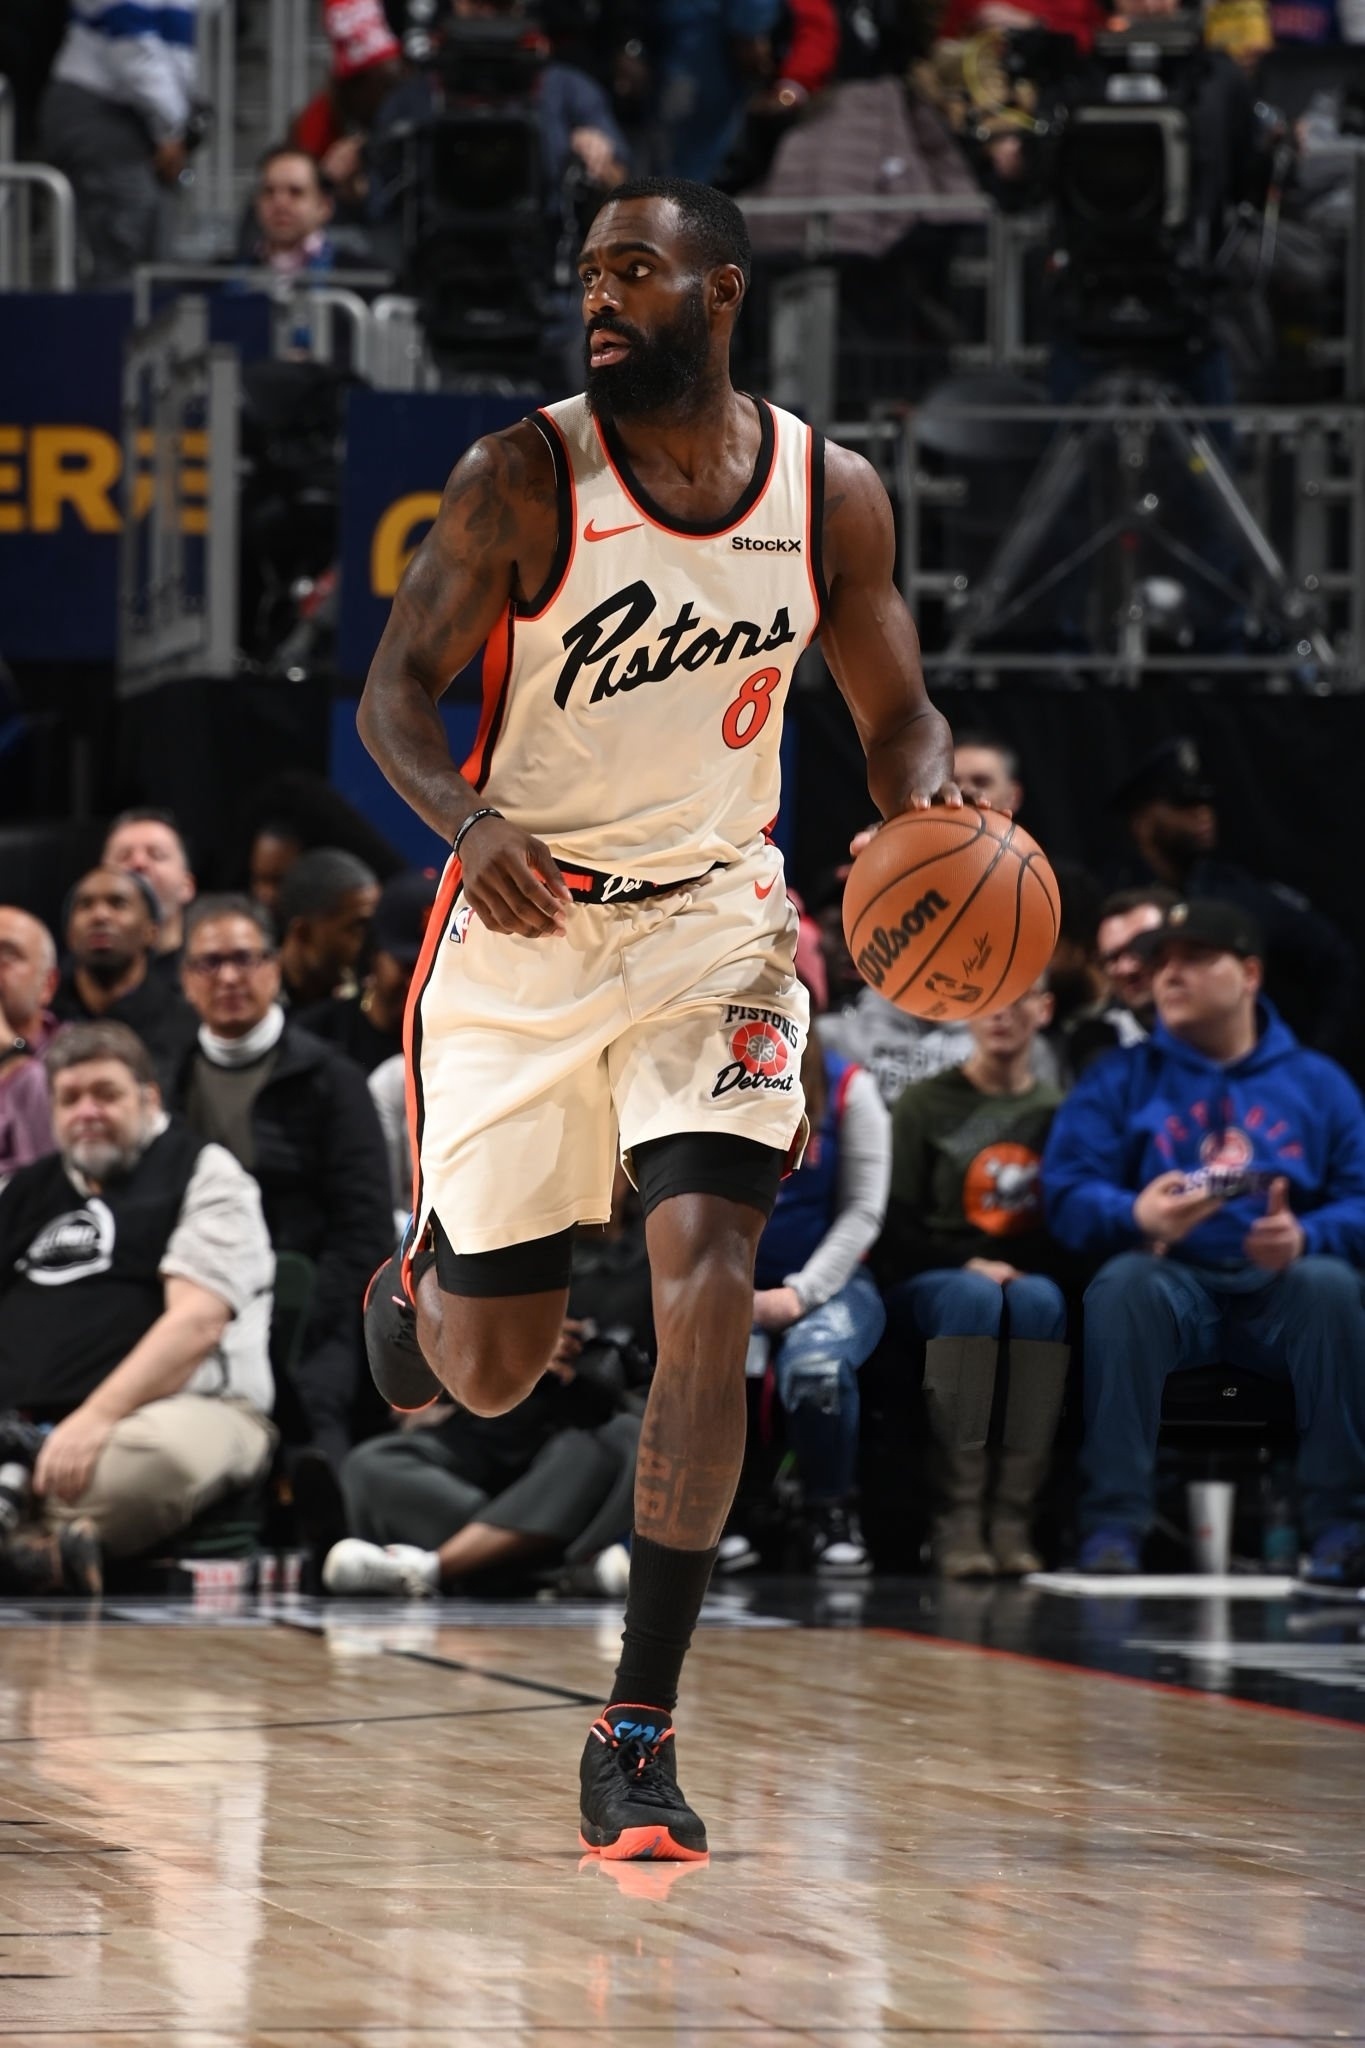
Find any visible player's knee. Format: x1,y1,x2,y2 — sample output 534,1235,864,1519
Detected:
653,1232,755,1358
435,1335,555,1418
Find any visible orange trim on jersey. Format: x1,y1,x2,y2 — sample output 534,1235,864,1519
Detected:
520,409,578,620
402,854,464,1229
590,400,778,541
803,424,822,635
462,607,515,790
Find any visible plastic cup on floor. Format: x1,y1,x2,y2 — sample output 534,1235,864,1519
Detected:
1186,1480,1235,1574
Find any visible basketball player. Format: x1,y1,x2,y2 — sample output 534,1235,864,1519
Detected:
357,177,960,1860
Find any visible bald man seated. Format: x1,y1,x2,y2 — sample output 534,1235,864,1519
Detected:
0,907,61,1184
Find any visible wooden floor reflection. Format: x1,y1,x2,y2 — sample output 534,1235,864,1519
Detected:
0,1599,1361,2046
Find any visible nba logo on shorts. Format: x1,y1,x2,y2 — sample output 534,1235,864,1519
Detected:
449,905,475,945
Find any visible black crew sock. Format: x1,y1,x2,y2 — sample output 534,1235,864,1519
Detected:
607,1534,720,1714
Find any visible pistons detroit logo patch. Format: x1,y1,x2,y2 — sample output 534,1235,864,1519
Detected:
711,1010,798,1098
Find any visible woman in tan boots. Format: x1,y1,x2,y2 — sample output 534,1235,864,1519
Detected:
876,980,1071,1578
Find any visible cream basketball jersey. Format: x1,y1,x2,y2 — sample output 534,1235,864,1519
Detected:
461,393,825,885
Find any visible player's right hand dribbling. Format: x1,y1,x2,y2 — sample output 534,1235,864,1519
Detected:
458,817,572,938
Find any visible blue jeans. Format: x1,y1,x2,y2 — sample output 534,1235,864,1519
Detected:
1080,1252,1365,1540
893,1267,1068,1343
769,1269,886,1502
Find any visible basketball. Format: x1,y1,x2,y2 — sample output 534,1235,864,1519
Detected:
841,807,1061,1021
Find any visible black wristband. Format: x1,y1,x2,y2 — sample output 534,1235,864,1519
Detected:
451,808,502,858
0,1037,30,1068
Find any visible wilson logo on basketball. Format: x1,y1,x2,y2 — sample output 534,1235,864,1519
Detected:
712,1015,797,1098
855,890,950,989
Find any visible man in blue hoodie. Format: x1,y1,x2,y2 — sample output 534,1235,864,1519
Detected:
1042,898,1365,1587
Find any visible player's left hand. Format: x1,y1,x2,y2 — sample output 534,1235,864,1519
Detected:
850,779,968,857
32,1406,115,1504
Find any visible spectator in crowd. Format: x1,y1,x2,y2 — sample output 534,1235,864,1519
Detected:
51,869,199,1092
323,1185,652,1597
0,909,60,1186
0,1023,275,1594
1095,883,1180,1037
878,978,1069,1577
721,0,842,189
1043,899,1365,1588
0,0,69,153
731,1027,890,1576
368,1052,411,1236
300,869,437,1075
244,146,345,275
649,0,777,184
171,896,393,1472
39,0,200,284
290,0,404,223
953,731,1024,818
275,850,381,1009
1112,737,1356,1055
817,872,974,1106
743,1,976,259
1045,862,1149,1084
242,771,406,919
102,808,198,983
937,0,1104,52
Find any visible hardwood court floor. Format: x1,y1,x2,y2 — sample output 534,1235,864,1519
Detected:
0,1589,1362,2048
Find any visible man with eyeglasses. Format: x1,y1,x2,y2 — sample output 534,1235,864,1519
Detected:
1095,885,1180,1041
170,896,392,1477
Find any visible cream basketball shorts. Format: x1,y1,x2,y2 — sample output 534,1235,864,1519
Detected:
407,837,810,1257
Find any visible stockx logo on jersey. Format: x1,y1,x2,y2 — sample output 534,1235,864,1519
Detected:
554,580,796,710
712,1006,799,1099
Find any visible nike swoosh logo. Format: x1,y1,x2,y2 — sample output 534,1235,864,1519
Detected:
584,519,644,542
754,877,778,900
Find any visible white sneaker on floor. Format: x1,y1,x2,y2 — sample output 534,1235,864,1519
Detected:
715,1531,760,1575
322,1538,436,1598
590,1542,631,1597
809,1504,873,1577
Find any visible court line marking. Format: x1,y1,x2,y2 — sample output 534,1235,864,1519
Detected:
272,1614,602,1706
872,1624,1365,1734
0,1699,584,1751
381,1645,599,1706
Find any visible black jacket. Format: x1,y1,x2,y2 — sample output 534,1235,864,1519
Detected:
170,1023,393,1353
51,968,200,1095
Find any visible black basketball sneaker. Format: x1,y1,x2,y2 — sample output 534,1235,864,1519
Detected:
364,1230,443,1413
579,1705,709,1862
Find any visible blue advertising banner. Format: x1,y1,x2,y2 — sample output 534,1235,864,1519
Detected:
0,290,274,663
337,388,527,687
0,293,132,662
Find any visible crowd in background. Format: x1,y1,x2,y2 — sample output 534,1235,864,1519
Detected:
1,0,1364,1598
4,0,1363,390
2,727,1364,1600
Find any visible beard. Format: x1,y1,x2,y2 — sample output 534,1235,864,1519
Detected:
584,290,713,422
65,1116,154,1185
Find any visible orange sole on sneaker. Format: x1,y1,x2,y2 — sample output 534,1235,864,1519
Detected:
579,1827,709,1863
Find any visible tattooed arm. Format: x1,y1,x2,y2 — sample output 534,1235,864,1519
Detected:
357,421,572,937
819,441,959,819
